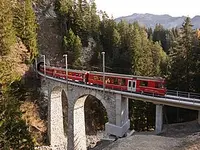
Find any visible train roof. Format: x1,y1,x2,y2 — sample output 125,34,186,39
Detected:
41,65,165,81
89,71,165,81
46,65,87,74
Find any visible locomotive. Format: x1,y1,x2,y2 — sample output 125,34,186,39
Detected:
38,63,166,96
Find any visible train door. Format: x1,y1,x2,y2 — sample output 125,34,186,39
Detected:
84,72,89,84
127,80,136,92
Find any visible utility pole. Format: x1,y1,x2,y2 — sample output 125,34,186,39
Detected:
35,57,38,78
63,54,68,89
102,52,105,98
41,55,46,79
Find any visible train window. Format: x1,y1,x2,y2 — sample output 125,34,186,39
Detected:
122,79,126,86
155,82,163,88
110,78,114,84
118,79,122,85
128,81,131,87
140,81,148,86
114,78,118,85
133,82,136,88
106,77,110,84
94,76,98,80
99,77,103,81
76,73,79,76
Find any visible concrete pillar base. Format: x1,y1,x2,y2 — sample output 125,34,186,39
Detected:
105,119,130,137
155,105,163,134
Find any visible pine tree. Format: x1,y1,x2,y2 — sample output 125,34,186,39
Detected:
181,17,194,90
153,24,171,53
55,0,73,35
90,0,100,39
13,0,38,60
0,0,15,56
73,35,82,63
169,17,194,91
64,29,82,66
130,22,142,75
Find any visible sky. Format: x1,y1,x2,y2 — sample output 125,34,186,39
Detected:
95,0,200,18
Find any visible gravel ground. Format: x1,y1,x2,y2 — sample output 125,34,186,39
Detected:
103,134,182,150
92,120,200,150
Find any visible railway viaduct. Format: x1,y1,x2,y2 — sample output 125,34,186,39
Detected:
37,66,200,150
40,75,130,150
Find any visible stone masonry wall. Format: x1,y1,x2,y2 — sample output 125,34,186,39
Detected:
40,77,117,149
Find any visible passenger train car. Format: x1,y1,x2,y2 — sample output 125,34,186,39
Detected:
38,63,166,96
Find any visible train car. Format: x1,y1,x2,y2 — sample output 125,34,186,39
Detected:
88,71,131,91
135,78,166,96
38,63,166,95
88,71,166,96
38,63,86,83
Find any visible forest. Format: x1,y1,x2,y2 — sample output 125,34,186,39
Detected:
55,0,200,131
0,0,200,148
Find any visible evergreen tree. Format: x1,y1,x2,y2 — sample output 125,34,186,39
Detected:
181,17,194,90
147,27,153,40
99,17,118,66
0,84,34,149
64,29,82,66
130,22,142,75
13,0,38,60
169,17,194,91
110,20,132,73
55,0,73,35
0,0,15,56
90,0,100,37
153,24,171,53
73,35,82,66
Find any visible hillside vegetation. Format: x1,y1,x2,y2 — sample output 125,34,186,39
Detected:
1,0,200,149
0,0,40,149
54,0,200,131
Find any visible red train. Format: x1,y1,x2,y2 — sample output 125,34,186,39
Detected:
38,63,166,96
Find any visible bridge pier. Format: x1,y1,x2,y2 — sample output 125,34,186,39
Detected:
198,110,200,125
105,94,130,137
155,104,163,134
48,87,67,147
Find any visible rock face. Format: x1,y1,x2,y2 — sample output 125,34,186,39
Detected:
80,38,96,66
115,13,200,29
33,0,63,65
34,0,95,66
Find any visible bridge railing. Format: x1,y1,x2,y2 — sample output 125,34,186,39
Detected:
166,90,200,100
36,66,200,103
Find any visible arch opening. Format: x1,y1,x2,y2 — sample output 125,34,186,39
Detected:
73,94,108,150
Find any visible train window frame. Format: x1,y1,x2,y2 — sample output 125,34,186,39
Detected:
94,76,98,80
121,79,126,86
140,80,148,87
118,79,122,85
128,81,132,87
132,81,136,88
99,77,103,81
114,78,118,85
155,82,163,88
106,77,111,84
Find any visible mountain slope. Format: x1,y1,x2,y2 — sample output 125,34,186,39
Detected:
115,13,200,29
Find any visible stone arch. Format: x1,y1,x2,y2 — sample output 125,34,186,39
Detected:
49,86,68,147
73,92,109,150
